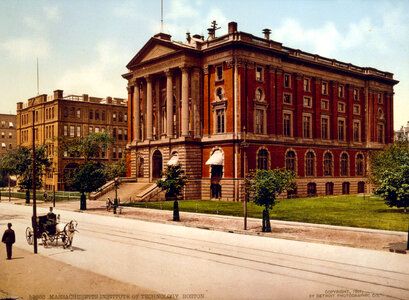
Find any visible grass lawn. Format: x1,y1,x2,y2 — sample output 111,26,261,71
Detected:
123,195,409,232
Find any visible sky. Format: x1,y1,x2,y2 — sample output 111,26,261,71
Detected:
0,0,408,128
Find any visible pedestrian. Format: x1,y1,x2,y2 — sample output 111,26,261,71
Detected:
43,191,48,201
2,223,15,260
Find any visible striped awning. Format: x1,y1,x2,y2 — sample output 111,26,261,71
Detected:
205,150,224,165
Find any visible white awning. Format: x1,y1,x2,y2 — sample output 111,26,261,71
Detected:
205,150,224,165
9,122,13,128
1,143,5,148
167,153,179,166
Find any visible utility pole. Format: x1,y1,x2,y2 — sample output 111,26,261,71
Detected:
32,109,38,254
243,126,248,230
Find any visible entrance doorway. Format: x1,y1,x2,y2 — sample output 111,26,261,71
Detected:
152,150,163,179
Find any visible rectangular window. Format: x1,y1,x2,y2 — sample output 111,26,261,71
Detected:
77,126,81,137
321,117,329,140
89,127,93,134
338,102,345,113
118,148,123,159
303,78,310,92
322,82,328,95
70,125,75,137
255,109,264,134
216,109,225,133
303,96,312,108
113,128,117,138
64,125,68,136
256,66,263,81
353,104,360,115
113,112,117,122
338,119,345,141
124,113,128,122
95,127,100,133
283,112,292,137
321,99,329,110
284,74,291,88
377,93,383,104
216,65,223,81
124,129,128,140
77,109,81,118
9,132,12,139
112,148,117,159
118,129,123,140
338,85,344,98
354,88,359,101
353,121,360,142
377,123,384,143
303,114,312,138
283,93,292,104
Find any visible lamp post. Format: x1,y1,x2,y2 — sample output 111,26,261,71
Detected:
32,109,38,254
52,170,56,207
242,126,248,230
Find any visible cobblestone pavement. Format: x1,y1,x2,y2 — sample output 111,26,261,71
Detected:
6,197,407,253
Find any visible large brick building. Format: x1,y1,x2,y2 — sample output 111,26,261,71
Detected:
122,22,398,200
17,90,128,191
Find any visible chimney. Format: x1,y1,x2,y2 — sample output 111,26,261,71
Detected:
262,28,272,40
82,94,89,102
107,97,112,104
207,28,215,40
186,32,191,43
228,22,238,34
53,89,63,99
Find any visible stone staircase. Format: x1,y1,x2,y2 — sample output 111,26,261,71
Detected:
90,178,165,203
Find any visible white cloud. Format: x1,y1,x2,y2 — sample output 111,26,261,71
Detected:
57,40,130,98
1,37,49,60
43,5,60,21
167,0,200,21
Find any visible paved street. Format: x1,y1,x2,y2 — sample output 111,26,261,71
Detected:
1,202,409,299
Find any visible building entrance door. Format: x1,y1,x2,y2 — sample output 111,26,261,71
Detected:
152,150,163,179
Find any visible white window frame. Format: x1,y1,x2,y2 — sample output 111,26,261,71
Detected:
303,96,312,108
338,117,346,141
302,113,312,139
338,85,344,98
322,82,328,95
216,65,223,82
303,78,310,92
283,110,293,137
353,104,360,115
283,93,292,104
321,99,329,110
284,73,291,88
338,102,345,113
353,120,361,142
255,66,264,82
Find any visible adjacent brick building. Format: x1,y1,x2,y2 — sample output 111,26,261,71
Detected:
0,114,17,157
123,22,398,200
17,90,128,191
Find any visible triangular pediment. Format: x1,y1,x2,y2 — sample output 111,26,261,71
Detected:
140,44,176,63
126,37,186,69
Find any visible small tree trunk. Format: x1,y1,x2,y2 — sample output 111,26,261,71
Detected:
262,208,271,232
80,192,87,210
173,200,180,221
25,189,30,204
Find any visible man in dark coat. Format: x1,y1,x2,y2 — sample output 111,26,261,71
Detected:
2,223,15,260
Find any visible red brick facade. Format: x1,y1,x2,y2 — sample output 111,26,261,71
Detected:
124,22,398,200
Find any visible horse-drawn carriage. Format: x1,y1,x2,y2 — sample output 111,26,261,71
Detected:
26,213,78,249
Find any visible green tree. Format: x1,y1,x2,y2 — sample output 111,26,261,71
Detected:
69,161,106,210
371,141,409,211
61,132,114,210
156,165,187,221
0,146,51,203
246,168,295,232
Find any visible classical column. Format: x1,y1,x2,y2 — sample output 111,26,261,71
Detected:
166,69,173,137
146,76,153,140
133,80,140,141
181,66,189,137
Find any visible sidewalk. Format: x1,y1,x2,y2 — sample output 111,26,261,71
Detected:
5,197,409,253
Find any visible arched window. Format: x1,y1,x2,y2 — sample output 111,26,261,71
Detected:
305,151,315,176
307,183,316,196
285,150,296,172
257,149,268,170
255,88,263,101
340,153,349,176
356,153,364,176
323,152,332,176
325,182,334,195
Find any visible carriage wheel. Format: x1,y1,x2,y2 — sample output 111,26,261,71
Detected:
26,227,34,245
42,232,49,247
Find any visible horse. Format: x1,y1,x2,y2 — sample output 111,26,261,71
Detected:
56,220,78,250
